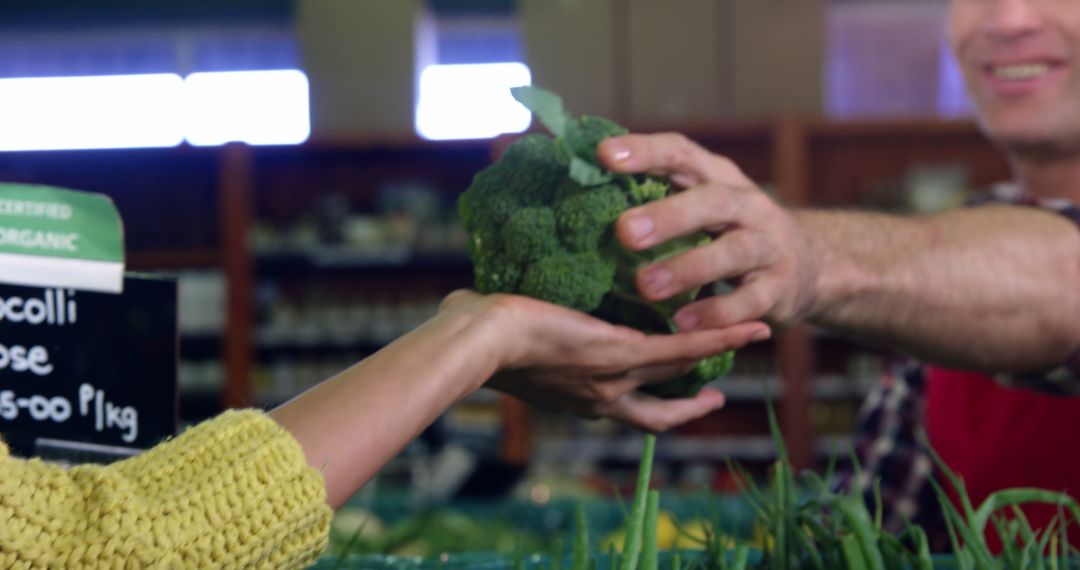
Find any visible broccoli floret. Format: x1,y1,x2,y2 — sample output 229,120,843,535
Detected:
458,134,566,234
474,258,523,295
555,184,628,252
469,232,522,294
498,134,567,207
501,207,562,264
520,252,615,313
457,86,737,398
640,352,735,399
458,168,520,234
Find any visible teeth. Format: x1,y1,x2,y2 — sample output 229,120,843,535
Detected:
992,63,1051,80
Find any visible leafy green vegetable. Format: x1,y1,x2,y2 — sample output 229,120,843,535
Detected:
574,504,591,570
642,491,660,570
511,85,569,137
620,434,657,570
458,85,734,398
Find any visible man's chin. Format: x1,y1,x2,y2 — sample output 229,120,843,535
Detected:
975,111,1077,153
984,126,1080,160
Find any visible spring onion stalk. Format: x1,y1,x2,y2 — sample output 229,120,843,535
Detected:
931,478,990,569
619,434,656,570
872,479,884,533
730,545,749,570
640,491,660,570
835,496,886,570
840,534,869,570
573,504,590,570
973,489,1080,539
904,525,933,570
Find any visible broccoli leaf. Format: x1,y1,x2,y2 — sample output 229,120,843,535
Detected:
511,86,569,138
569,157,614,186
563,115,628,166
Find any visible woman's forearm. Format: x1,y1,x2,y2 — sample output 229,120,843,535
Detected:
801,205,1080,372
269,306,501,508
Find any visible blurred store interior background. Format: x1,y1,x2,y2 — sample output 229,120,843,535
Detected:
0,0,1006,530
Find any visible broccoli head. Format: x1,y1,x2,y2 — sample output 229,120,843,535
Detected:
456,86,737,398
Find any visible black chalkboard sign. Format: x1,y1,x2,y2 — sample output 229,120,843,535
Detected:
0,274,178,459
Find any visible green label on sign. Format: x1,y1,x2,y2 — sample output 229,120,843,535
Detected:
0,184,123,262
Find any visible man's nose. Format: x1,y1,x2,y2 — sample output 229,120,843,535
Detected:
983,0,1044,41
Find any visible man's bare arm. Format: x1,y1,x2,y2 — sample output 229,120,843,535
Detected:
800,205,1080,372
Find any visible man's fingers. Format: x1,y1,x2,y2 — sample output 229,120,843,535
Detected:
636,228,772,302
616,183,748,251
597,133,745,186
603,388,727,433
673,279,780,330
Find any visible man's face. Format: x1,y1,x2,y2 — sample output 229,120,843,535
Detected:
949,0,1080,154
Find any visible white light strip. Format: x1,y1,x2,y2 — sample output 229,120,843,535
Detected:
0,74,185,151
183,70,310,146
415,62,532,141
0,70,311,151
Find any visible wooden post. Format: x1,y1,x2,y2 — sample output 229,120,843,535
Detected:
773,119,816,471
497,395,533,466
219,144,254,409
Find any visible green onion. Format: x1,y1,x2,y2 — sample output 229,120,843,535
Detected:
573,504,590,570
641,491,660,570
619,434,656,570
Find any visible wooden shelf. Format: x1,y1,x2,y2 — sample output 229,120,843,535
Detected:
128,249,219,270
804,117,986,139
254,248,471,275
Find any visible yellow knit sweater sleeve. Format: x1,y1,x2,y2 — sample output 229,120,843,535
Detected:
0,409,332,569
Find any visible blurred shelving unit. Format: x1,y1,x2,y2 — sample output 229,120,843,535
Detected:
0,117,1011,474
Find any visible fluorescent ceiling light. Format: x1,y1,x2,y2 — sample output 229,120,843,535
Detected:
415,62,532,141
183,69,310,146
0,74,185,151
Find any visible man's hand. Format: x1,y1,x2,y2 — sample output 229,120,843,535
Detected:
598,133,822,331
596,133,1080,376
440,291,771,432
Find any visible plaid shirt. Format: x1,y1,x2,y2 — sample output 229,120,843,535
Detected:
836,186,1080,550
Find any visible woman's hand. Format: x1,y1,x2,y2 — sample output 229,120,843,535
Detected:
440,290,771,432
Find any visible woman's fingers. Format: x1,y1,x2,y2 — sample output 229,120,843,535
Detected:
620,360,698,386
602,388,727,433
593,321,771,372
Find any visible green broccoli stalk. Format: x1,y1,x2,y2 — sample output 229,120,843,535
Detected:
457,86,735,398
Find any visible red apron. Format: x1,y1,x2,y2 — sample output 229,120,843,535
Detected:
925,366,1080,551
